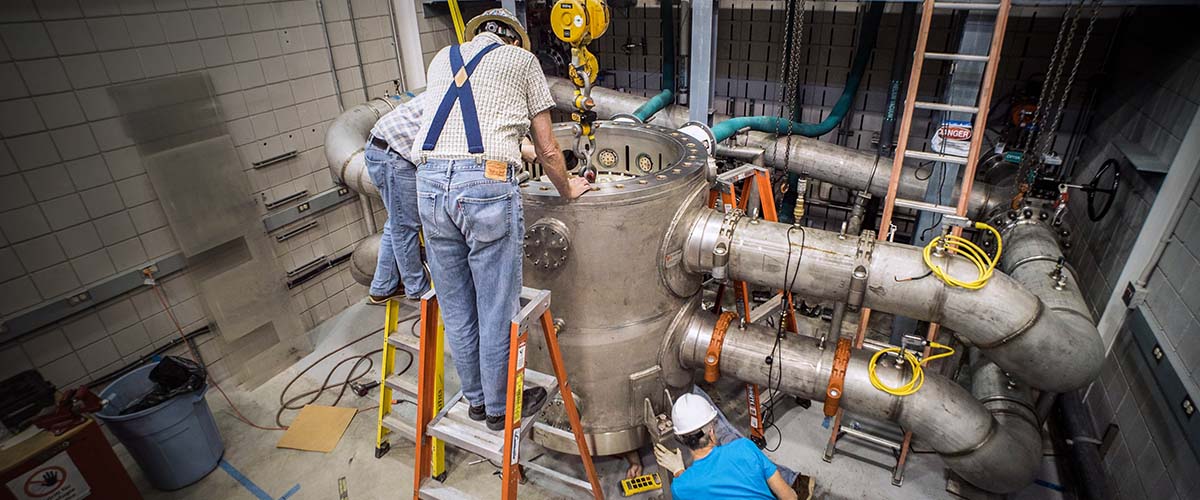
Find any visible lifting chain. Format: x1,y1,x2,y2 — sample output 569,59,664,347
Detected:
776,0,807,222
1013,0,1102,206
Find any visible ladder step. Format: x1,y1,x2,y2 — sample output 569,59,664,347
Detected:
893,198,959,216
418,480,473,500
904,150,969,165
925,52,990,62
426,370,560,463
521,462,595,494
385,374,418,397
913,101,979,114
387,330,421,353
381,413,417,439
933,2,1001,10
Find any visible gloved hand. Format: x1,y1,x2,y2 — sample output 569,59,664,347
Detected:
654,443,685,477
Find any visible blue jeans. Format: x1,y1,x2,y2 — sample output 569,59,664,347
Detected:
365,140,429,298
416,158,523,417
691,386,798,485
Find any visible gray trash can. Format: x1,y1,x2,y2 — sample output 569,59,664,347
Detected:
95,362,224,490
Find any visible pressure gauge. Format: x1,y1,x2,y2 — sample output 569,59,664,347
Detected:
597,148,618,168
636,153,654,173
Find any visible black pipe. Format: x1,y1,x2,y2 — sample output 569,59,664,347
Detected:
1055,390,1108,500
878,2,918,157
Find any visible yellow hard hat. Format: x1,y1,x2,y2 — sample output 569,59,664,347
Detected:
465,8,531,51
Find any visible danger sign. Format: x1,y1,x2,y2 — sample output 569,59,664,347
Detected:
6,452,90,500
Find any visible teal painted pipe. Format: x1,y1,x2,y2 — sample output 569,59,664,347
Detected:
632,0,675,122
711,2,884,142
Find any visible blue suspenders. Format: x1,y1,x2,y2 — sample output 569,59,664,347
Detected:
421,43,502,154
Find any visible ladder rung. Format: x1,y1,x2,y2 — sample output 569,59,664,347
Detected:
385,374,418,397
904,150,969,165
387,331,421,353
418,480,472,500
426,370,560,463
913,101,979,114
893,198,960,216
933,2,1001,10
925,52,990,62
382,413,417,438
521,462,595,494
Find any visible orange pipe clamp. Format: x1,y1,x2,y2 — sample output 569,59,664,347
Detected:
704,312,738,383
823,338,852,417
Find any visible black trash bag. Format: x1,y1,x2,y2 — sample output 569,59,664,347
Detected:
119,356,207,415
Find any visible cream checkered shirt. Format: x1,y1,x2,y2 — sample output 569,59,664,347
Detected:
410,32,555,166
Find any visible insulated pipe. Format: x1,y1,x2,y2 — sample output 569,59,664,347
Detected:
547,79,1001,219
681,208,1103,392
675,313,1041,493
324,98,397,198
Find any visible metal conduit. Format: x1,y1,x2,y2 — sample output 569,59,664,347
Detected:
680,208,1104,392
673,312,1041,493
547,78,1001,219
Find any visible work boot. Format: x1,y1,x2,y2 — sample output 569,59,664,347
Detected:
468,404,486,422
791,474,814,500
367,287,404,305
485,386,549,431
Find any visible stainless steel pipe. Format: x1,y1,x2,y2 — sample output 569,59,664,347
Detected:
324,97,396,198
681,208,1103,392
549,77,1001,218
674,312,1040,493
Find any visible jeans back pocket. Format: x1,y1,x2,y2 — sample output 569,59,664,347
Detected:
458,191,513,244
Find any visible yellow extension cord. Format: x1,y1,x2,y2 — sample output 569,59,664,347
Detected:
868,342,956,396
922,221,1003,290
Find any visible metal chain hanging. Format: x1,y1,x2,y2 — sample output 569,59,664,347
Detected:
770,0,808,222
1016,0,1086,178
1036,0,1103,164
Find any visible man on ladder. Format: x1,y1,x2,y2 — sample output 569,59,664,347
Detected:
412,9,591,431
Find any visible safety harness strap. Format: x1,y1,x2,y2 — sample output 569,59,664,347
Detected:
421,43,502,154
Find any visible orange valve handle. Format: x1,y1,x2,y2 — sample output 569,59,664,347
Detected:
823,338,852,417
704,312,738,383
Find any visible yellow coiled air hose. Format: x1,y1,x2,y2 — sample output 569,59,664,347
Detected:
922,221,1002,290
868,342,956,396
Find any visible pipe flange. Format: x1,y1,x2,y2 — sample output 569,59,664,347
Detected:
611,113,642,124
710,209,743,281
524,218,571,271
678,121,716,154
823,338,852,417
704,312,737,383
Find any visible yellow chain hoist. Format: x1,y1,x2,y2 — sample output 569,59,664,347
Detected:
551,0,610,181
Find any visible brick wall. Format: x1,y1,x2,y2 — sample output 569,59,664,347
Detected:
0,0,403,389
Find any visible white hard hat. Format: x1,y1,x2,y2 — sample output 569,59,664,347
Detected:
465,8,530,51
672,393,718,435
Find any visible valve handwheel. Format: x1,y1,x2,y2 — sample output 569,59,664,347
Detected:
1086,158,1120,222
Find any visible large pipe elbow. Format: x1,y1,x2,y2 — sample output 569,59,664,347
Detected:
324,98,396,198
682,208,1100,391
673,312,1041,493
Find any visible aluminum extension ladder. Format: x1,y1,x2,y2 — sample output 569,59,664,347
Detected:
411,287,603,500
824,0,1011,486
375,298,446,478
706,163,800,445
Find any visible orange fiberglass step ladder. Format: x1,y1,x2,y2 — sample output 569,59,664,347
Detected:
822,0,1011,486
411,287,604,500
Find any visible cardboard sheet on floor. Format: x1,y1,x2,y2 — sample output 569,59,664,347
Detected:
276,405,357,453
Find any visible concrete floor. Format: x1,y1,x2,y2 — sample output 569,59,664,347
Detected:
114,300,1075,500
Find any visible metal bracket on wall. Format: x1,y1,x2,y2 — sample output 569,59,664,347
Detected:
286,249,353,289
275,220,320,242
262,185,356,233
252,149,299,169
264,190,309,210
1127,306,1200,459
0,253,187,344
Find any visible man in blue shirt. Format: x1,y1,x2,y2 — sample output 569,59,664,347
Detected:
656,394,799,500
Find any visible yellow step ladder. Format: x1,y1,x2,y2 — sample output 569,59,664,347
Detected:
411,287,603,499
375,298,446,480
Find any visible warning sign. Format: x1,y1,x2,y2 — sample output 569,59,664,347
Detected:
6,452,91,500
